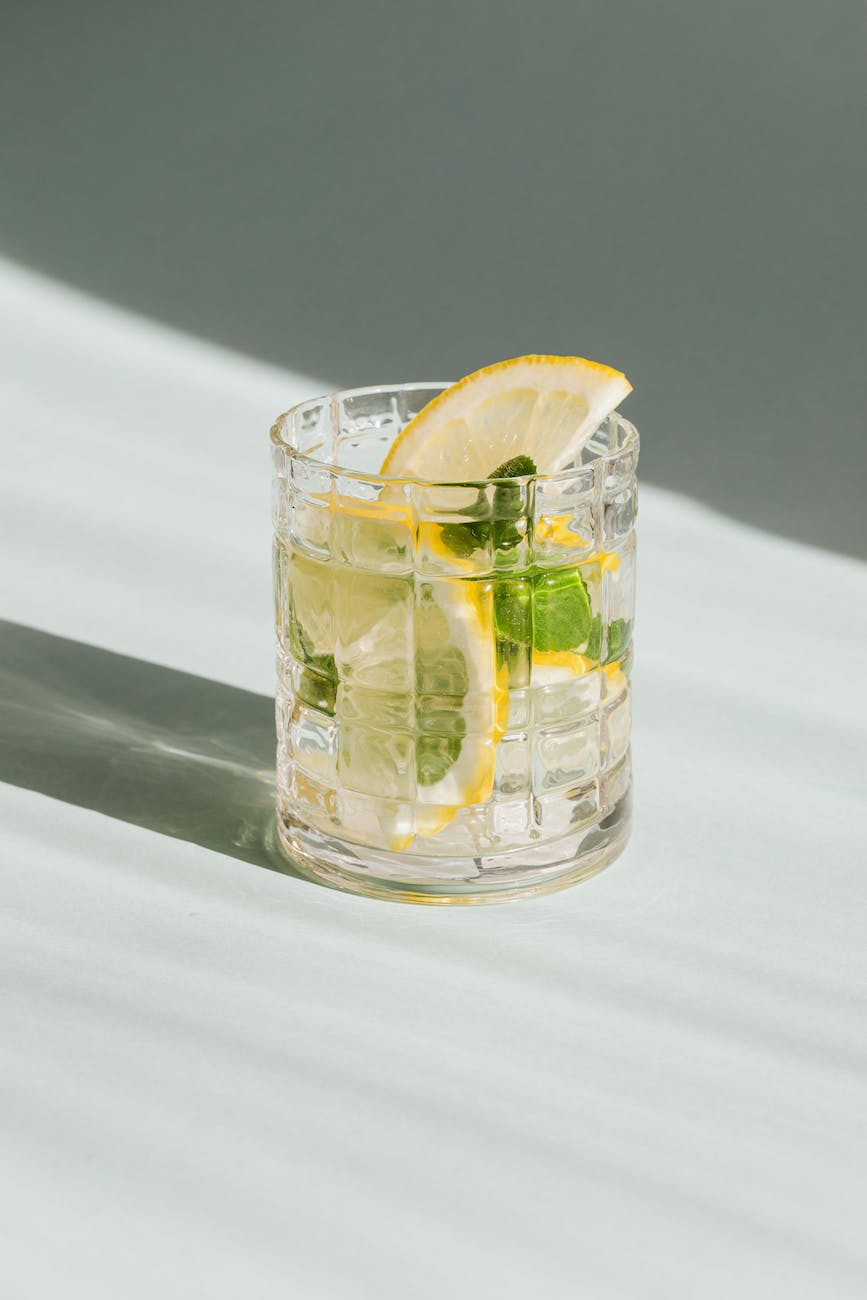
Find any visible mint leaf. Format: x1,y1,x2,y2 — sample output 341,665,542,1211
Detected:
292,614,339,714
489,455,536,480
493,576,532,680
605,618,631,663
585,614,602,662
494,563,600,671
416,726,466,786
494,576,533,644
297,652,338,715
438,457,537,559
490,456,536,553
290,616,314,664
533,568,593,652
438,519,487,557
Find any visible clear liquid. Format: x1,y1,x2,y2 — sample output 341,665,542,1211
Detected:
274,518,634,861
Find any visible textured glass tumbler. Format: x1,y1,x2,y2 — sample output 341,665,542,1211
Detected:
271,384,638,904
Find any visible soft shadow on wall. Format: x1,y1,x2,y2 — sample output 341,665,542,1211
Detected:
0,0,864,556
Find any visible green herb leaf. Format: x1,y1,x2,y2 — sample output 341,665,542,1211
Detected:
489,455,537,480
493,575,532,680
416,726,466,786
490,455,536,553
292,612,339,714
438,518,489,558
533,568,593,653
585,614,602,662
494,576,533,645
437,456,537,559
605,618,632,663
297,652,338,715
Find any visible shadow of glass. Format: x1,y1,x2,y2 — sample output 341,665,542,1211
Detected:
0,620,303,879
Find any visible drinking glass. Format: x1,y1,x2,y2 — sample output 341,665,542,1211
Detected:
271,383,638,903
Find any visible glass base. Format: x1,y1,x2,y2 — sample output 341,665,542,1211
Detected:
275,792,631,906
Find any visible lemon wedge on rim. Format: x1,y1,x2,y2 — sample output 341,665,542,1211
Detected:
381,354,631,480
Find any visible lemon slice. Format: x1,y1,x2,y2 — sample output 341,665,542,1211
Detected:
405,581,509,847
381,354,631,480
330,515,507,849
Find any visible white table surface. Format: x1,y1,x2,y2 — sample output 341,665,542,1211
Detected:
2,258,866,1299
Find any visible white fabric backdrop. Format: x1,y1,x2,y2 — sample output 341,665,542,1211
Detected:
2,259,866,1298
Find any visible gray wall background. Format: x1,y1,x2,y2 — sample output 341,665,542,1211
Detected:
2,0,864,557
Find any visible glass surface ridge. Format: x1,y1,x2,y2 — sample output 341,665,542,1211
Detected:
271,363,637,903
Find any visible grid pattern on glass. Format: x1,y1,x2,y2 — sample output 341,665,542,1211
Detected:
271,389,637,863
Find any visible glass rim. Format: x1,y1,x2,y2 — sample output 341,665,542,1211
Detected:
270,381,639,488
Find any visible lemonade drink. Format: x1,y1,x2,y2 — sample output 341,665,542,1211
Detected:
271,362,637,903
